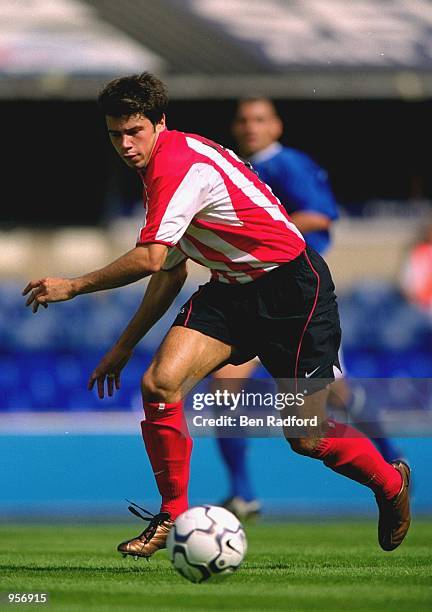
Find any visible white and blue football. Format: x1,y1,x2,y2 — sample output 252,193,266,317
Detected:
166,505,247,583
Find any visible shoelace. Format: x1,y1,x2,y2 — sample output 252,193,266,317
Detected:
126,500,171,544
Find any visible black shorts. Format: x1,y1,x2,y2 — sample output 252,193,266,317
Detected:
172,247,341,384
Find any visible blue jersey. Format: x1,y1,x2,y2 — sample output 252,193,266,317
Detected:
250,143,339,255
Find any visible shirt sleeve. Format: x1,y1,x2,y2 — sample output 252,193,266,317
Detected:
277,153,339,221
137,163,211,246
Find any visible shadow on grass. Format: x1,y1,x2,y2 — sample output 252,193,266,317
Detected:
0,564,158,574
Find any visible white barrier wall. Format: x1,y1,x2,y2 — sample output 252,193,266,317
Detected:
0,218,422,290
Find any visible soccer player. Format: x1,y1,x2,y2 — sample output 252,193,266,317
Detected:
401,221,432,315
23,73,411,558
214,98,403,518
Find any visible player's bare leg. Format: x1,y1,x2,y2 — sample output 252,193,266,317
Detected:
211,360,258,382
118,326,233,559
212,360,262,519
281,382,411,551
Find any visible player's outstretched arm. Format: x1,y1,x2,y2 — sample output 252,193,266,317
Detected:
88,259,188,399
22,244,168,313
289,211,331,234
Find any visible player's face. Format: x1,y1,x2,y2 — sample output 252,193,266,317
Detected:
232,100,283,156
106,114,165,169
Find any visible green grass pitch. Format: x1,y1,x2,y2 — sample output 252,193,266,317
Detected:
1,521,431,611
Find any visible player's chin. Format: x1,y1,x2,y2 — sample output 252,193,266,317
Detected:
247,142,263,154
123,157,144,169
243,141,260,156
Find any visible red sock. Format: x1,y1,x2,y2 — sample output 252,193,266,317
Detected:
313,420,402,499
141,401,193,519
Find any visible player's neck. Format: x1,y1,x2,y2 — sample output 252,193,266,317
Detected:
142,127,167,169
249,141,282,164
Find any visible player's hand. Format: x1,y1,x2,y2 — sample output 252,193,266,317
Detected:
22,278,76,313
88,345,133,399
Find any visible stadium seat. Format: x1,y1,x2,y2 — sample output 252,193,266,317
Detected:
1,281,431,411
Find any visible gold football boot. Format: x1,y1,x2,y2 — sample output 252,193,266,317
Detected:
375,460,411,551
118,501,174,559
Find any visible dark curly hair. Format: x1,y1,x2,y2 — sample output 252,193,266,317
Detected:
98,72,168,125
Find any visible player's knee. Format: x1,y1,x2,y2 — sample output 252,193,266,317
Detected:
286,435,320,457
141,370,181,403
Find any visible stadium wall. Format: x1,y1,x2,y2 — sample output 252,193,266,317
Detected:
1,435,430,520
0,220,424,289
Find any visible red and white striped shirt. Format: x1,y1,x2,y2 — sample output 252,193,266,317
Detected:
137,130,305,284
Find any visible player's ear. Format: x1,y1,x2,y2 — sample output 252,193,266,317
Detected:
271,116,283,141
156,114,166,133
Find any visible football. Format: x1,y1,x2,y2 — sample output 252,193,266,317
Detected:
166,505,247,583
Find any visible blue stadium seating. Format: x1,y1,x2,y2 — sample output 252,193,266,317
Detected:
0,281,431,411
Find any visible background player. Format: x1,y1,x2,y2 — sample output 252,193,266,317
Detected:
214,98,403,519
22,74,410,559
401,221,432,315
